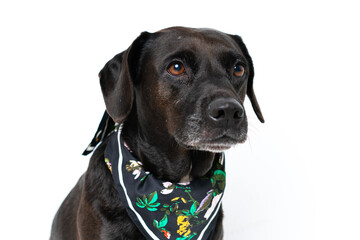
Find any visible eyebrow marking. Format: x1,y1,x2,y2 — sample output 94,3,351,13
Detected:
218,51,247,68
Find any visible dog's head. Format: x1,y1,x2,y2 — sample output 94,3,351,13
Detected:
100,27,264,153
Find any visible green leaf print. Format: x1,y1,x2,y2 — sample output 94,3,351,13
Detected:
218,181,225,191
158,214,168,228
136,191,161,211
136,197,146,208
213,170,225,176
147,207,158,211
213,174,225,181
148,191,158,204
210,177,215,187
190,201,199,215
149,202,161,208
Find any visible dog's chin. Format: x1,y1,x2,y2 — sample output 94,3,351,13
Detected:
179,134,247,153
194,143,233,153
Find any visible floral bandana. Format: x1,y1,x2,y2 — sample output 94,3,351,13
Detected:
84,112,226,240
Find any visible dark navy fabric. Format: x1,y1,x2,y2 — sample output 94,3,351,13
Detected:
104,131,226,240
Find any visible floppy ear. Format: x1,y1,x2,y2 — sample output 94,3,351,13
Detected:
99,32,151,123
229,35,265,123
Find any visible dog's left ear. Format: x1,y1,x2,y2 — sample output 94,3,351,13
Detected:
229,35,265,123
99,32,151,123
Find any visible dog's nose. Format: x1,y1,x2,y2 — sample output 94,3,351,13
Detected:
207,98,244,126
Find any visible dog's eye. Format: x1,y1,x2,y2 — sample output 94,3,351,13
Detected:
233,64,245,77
168,62,185,76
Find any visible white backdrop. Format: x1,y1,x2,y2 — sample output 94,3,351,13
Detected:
1,0,359,239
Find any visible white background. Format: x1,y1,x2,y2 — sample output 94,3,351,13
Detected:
1,0,359,239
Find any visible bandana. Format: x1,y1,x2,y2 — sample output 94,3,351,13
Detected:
82,111,116,156
83,112,226,240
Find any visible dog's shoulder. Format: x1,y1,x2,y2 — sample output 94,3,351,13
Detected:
80,138,146,239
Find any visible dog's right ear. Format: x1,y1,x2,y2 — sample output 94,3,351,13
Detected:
99,32,151,123
229,34,265,123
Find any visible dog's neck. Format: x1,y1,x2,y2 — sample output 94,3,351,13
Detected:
121,120,216,183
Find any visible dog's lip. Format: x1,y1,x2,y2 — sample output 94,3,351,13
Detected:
209,134,238,142
176,129,247,151
199,135,244,152
204,135,239,145
182,134,244,151
195,140,235,152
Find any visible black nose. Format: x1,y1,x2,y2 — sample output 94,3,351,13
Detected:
207,98,244,126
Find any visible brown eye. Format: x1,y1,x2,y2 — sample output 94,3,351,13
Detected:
233,64,245,77
168,62,185,76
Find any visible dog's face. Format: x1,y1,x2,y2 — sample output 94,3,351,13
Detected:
100,27,264,153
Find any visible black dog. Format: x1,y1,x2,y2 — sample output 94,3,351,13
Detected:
51,27,264,240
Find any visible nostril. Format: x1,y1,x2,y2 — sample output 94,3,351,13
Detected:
210,109,225,119
234,110,242,120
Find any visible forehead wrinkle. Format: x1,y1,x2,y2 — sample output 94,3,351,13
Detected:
218,51,247,67
163,48,197,63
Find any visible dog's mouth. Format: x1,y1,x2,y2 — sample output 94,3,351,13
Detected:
179,132,247,153
199,134,246,152
173,110,248,153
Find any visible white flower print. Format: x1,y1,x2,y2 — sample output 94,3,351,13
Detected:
204,193,223,220
161,181,175,195
126,160,143,180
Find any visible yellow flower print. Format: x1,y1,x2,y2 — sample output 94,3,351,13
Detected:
104,158,112,173
177,215,191,236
